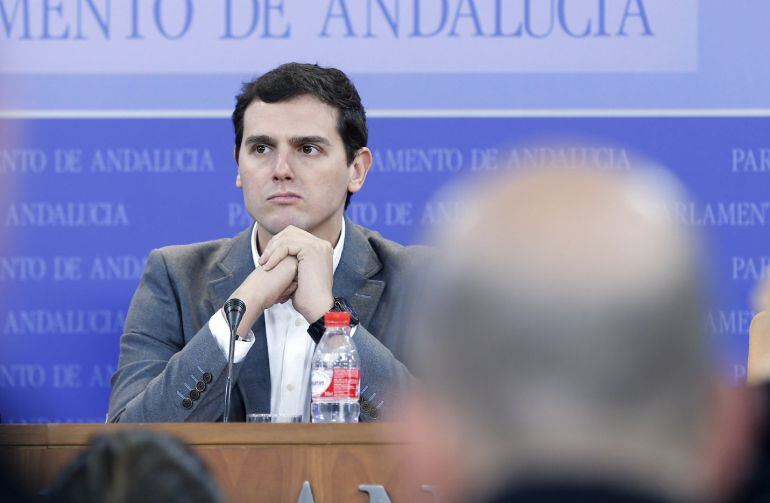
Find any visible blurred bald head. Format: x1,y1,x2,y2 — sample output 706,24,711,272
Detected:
445,167,696,296
415,165,710,499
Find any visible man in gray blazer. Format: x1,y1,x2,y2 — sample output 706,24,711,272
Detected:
108,63,423,422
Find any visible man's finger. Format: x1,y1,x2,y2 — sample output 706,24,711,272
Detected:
260,232,311,267
281,281,298,297
258,236,283,266
263,240,310,270
262,244,291,270
276,281,298,305
273,276,295,302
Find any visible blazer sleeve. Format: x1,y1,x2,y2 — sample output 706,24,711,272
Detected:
353,324,414,422
107,249,241,422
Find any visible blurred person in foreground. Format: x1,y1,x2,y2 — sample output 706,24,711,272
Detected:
751,277,770,315
45,430,222,503
406,164,758,502
738,276,770,501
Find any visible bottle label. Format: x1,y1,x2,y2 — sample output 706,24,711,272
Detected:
311,369,360,399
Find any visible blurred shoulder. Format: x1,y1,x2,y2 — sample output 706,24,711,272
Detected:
354,223,433,271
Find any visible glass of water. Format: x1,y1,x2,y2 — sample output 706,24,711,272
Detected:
246,413,302,423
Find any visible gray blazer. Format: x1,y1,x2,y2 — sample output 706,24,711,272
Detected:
108,219,424,422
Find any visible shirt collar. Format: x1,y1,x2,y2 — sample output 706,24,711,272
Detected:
250,218,346,274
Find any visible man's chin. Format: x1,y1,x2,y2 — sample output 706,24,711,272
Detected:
257,214,312,236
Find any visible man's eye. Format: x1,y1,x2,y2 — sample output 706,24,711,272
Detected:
301,145,319,155
255,145,268,154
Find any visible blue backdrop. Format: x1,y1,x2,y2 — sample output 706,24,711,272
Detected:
1,0,768,422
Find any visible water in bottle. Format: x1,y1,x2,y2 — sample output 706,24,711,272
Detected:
311,311,360,423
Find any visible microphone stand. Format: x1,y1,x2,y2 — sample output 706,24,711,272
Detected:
223,298,246,423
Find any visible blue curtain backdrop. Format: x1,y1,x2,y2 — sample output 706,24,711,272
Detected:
0,0,767,422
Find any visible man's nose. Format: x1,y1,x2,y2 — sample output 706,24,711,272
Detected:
272,151,294,181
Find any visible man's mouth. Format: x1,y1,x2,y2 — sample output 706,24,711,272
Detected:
268,192,302,203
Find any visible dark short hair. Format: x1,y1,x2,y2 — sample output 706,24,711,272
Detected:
45,430,223,503
232,63,368,209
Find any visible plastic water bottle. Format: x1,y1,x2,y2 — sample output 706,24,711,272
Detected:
311,311,360,423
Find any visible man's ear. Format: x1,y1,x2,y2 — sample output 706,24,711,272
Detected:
234,146,242,188
348,147,373,194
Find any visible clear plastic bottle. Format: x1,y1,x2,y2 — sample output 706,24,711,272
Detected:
311,311,360,423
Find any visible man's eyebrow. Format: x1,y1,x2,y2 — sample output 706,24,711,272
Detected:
244,134,276,146
289,135,331,147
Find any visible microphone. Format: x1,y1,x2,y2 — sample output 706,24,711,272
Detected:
224,298,246,331
222,298,246,423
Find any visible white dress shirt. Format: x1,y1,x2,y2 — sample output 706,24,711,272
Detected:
208,219,346,417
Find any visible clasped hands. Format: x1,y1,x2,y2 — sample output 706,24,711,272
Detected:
229,226,335,330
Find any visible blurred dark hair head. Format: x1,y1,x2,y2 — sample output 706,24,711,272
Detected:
232,62,368,209
46,430,223,503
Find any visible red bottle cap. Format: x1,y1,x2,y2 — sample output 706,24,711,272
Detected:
324,311,350,327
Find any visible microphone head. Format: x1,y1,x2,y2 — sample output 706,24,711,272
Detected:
224,298,246,314
223,298,246,331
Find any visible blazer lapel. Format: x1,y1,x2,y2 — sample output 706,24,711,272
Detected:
207,225,255,316
334,218,386,328
236,316,271,414
207,223,271,416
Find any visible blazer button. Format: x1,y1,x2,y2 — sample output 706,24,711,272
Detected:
202,372,213,384
182,397,193,409
196,381,207,392
189,389,200,401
